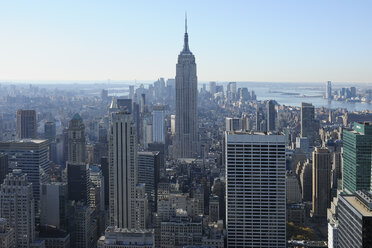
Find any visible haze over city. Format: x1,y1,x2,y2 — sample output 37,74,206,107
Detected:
1,0,372,83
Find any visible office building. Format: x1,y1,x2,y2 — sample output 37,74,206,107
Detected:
40,182,68,230
301,102,319,146
16,109,37,139
175,17,198,158
0,153,8,184
311,147,331,219
109,111,137,228
0,139,50,216
0,218,15,248
117,98,132,113
255,105,267,132
225,117,241,132
300,160,312,202
152,105,165,143
67,113,86,164
44,121,56,140
97,227,154,248
67,162,90,205
89,165,105,212
225,132,286,247
138,151,160,213
342,122,372,194
38,225,70,248
0,170,35,248
266,100,276,132
338,191,372,248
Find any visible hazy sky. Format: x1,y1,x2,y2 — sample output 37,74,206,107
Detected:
1,0,372,83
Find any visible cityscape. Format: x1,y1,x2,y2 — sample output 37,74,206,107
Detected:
1,1,372,248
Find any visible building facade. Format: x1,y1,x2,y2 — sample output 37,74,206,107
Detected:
175,17,198,158
16,109,37,139
225,132,286,247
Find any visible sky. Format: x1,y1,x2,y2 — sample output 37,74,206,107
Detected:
0,0,372,83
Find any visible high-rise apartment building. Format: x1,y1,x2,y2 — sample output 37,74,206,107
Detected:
338,191,372,248
109,111,137,228
311,147,331,219
343,122,372,194
0,139,50,216
0,169,35,248
175,17,198,158
267,100,276,132
16,109,37,139
152,105,165,143
225,132,286,247
67,113,86,163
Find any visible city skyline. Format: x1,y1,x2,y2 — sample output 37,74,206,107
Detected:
1,1,372,83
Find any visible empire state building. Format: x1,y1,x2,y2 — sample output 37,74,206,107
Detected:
175,17,198,158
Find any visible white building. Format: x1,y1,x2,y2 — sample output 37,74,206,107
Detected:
225,132,286,247
97,227,154,248
0,169,35,248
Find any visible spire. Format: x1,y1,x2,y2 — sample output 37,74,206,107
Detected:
183,13,190,53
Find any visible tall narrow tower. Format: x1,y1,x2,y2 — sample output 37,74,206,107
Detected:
109,111,138,228
175,15,198,158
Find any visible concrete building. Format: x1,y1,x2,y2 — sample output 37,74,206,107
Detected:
338,191,372,248
152,105,165,143
225,132,286,247
175,17,198,158
97,227,154,248
225,118,242,132
342,122,372,194
0,139,50,217
109,111,137,228
16,109,37,139
38,225,70,248
0,170,35,248
311,147,331,220
0,218,15,248
160,217,202,248
300,160,312,202
67,113,86,164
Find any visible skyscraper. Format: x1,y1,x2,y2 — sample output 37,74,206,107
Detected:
0,139,50,217
225,132,286,247
152,105,165,143
67,113,86,163
301,102,318,146
266,100,276,132
343,122,372,194
311,147,331,219
0,169,35,248
16,109,37,139
225,117,242,132
44,121,56,140
175,16,198,158
0,153,8,185
338,191,372,248
326,81,332,99
109,111,137,228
